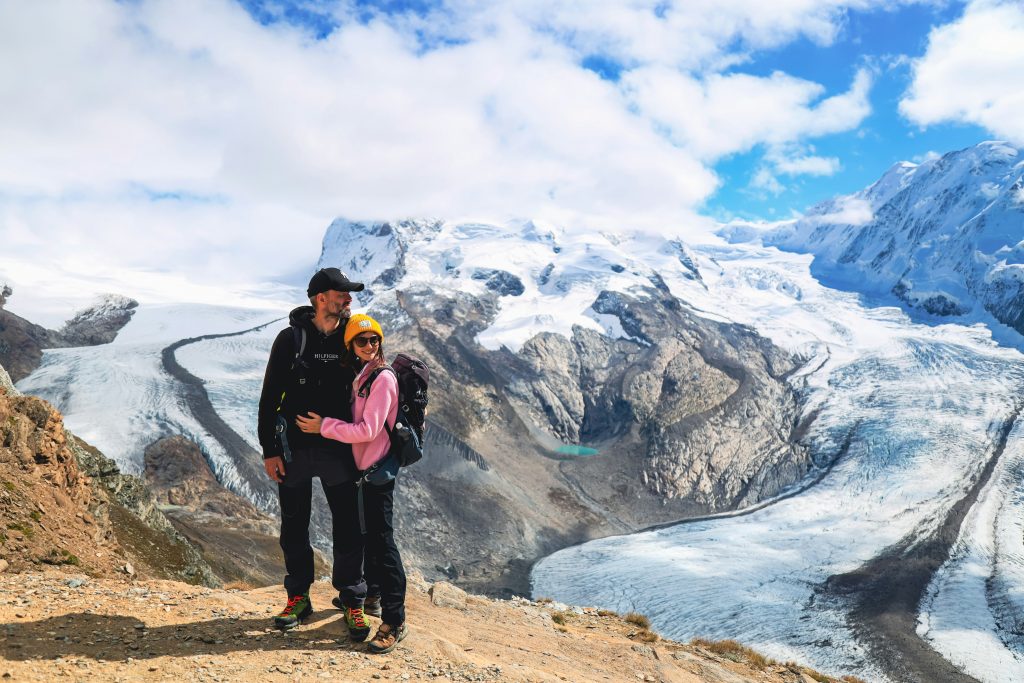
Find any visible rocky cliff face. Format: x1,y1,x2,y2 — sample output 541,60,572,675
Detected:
0,362,217,586
0,306,57,383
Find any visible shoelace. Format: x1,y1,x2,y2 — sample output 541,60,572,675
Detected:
348,607,368,629
280,595,304,616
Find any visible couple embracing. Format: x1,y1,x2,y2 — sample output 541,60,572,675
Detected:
256,267,410,654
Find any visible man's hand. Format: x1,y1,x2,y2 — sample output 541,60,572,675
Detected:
264,456,286,483
296,411,323,434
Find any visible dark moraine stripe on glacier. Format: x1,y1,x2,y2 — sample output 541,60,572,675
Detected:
821,402,1024,683
162,321,492,515
161,319,284,511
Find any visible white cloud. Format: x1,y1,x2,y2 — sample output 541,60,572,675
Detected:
900,0,1024,144
912,150,942,163
774,155,842,175
808,196,875,225
621,67,872,160
750,168,786,196
0,0,922,315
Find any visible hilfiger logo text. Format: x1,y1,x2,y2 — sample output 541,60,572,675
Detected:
313,353,341,362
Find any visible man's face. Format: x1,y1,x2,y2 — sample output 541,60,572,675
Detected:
320,290,353,319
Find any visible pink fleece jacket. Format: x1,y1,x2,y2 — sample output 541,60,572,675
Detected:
319,361,399,471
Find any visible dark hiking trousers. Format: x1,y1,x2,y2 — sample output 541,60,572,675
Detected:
278,478,365,601
361,478,407,625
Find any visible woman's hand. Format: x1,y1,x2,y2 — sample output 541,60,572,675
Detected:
295,411,323,434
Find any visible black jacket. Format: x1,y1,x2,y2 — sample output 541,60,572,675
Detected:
257,306,357,465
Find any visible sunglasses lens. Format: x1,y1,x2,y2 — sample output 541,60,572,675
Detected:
354,336,380,348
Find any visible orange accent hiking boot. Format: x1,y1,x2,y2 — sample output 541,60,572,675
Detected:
368,622,407,654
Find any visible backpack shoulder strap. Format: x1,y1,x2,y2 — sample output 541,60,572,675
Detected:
357,364,395,398
290,326,308,371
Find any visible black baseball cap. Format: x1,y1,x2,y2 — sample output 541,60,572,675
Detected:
307,268,365,297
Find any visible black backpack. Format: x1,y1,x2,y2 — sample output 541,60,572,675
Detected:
358,353,428,467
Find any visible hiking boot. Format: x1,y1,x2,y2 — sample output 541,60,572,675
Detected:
367,622,407,654
344,606,371,642
332,594,383,618
273,593,312,630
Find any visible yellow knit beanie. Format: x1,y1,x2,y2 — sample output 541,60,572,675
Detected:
344,313,384,348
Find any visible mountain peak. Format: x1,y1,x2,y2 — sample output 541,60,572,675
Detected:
766,140,1024,334
313,216,707,352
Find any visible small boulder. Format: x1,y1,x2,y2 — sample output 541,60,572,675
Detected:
428,581,468,610
0,559,8,573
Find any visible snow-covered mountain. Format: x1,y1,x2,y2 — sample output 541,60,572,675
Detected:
316,217,707,351
762,141,1024,334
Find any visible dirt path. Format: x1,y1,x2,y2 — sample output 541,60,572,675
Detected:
0,570,850,683
821,404,1024,683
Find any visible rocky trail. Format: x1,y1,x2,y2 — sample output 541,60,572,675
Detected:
0,569,864,683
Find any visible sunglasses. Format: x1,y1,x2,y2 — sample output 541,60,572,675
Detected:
352,335,381,348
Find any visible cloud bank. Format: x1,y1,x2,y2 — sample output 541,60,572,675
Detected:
0,0,947,317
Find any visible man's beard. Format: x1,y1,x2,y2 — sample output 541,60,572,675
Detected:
327,303,351,321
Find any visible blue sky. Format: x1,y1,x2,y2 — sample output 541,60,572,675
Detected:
232,0,997,221
1,0,1022,317
709,1,992,220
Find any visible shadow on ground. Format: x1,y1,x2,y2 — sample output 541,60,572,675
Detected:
1,611,378,662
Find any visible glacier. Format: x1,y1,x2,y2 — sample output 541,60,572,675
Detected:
532,238,1024,682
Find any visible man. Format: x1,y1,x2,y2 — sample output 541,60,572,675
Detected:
257,267,376,641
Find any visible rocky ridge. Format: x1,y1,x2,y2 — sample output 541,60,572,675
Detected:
0,362,216,586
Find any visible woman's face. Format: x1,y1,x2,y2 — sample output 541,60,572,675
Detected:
351,332,382,364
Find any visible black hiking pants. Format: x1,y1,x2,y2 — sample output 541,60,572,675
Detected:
360,478,407,625
278,478,369,601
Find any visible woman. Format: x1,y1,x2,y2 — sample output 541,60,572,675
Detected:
296,313,408,654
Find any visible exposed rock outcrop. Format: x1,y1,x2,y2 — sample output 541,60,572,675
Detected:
0,306,56,383
143,435,313,588
0,362,217,586
59,294,138,346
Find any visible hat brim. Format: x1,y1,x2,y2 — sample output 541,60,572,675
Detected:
336,282,365,292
